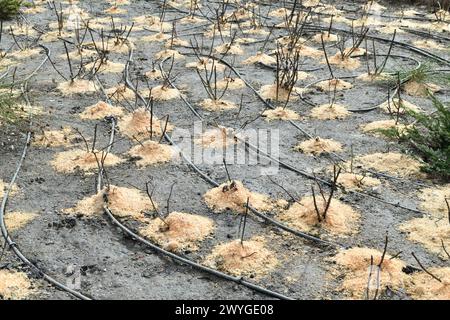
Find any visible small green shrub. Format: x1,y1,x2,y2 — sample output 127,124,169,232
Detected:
0,0,22,21
380,94,450,180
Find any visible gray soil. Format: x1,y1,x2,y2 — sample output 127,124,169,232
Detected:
0,0,449,300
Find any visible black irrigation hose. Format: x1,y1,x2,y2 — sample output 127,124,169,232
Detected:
97,117,294,300
0,89,91,300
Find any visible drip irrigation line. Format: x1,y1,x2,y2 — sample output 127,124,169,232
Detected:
0,87,91,301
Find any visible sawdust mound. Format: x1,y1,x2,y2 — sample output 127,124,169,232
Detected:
403,81,441,97
139,212,214,252
325,54,361,70
64,185,155,220
204,236,278,277
294,137,342,155
413,39,445,51
4,211,38,232
216,77,245,90
85,60,125,74
185,58,226,72
154,49,184,60
259,84,300,102
51,149,123,174
57,79,97,95
407,268,450,300
417,185,450,218
310,103,350,120
214,43,244,55
79,101,124,120
337,172,381,191
399,216,449,259
356,72,389,82
242,52,276,65
203,180,275,214
141,86,181,101
119,107,174,139
9,48,41,60
315,79,353,92
194,127,236,149
128,140,173,167
106,85,135,101
312,31,338,43
33,127,77,148
0,270,35,300
0,180,18,198
361,120,409,136
199,99,237,111
145,68,163,80
278,196,360,235
378,98,421,114
349,152,423,177
262,107,301,121
333,247,408,298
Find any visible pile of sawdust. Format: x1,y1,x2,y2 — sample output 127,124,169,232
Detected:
399,216,449,259
290,45,323,59
194,127,236,149
315,78,353,91
361,120,409,136
105,6,126,14
346,152,423,177
203,180,276,214
85,60,125,74
312,31,338,43
0,179,18,198
79,101,124,120
325,53,361,70
417,185,450,218
214,43,244,55
259,84,300,102
406,268,450,300
154,49,185,60
57,78,97,95
141,85,181,101
378,98,421,114
186,58,226,72
106,84,135,101
119,107,174,139
356,72,389,82
403,81,441,97
262,107,301,121
204,236,278,277
294,137,342,155
216,77,245,90
4,211,38,232
64,185,155,220
278,196,360,235
337,172,381,191
343,47,367,57
62,48,97,60
128,140,174,167
139,212,214,252
165,38,190,48
199,99,237,111
413,39,445,51
8,48,41,60
310,103,350,120
145,68,163,80
333,247,408,298
0,270,35,300
51,149,123,174
33,127,77,148
142,32,170,42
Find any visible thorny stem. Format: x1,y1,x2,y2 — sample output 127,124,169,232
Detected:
411,252,442,283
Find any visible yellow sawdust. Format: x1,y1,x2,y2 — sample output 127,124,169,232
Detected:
105,6,126,14
315,79,353,91
216,77,245,90
194,127,236,149
325,53,361,70
186,58,226,72
141,32,170,42
139,211,214,252
41,30,72,42
399,216,449,259
128,140,174,167
403,81,441,97
259,84,300,102
242,52,276,65
310,103,350,120
33,127,76,148
0,270,35,300
64,185,155,220
293,45,322,59
165,37,190,48
154,49,184,60
343,47,367,57
278,196,360,235
79,101,124,120
51,149,123,174
0,179,18,198
361,120,409,136
356,72,389,82
407,268,450,300
204,180,276,214
61,48,97,60
418,185,450,218
204,236,278,277
4,211,38,232
294,137,342,155
333,247,408,299
145,68,163,80
57,79,97,96
106,84,136,101
379,98,421,114
312,32,338,43
337,172,381,191
413,39,446,51
106,39,135,54
262,107,301,121
141,85,181,101
85,60,125,74
214,43,244,55
8,48,41,60
119,107,174,139
199,99,237,111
